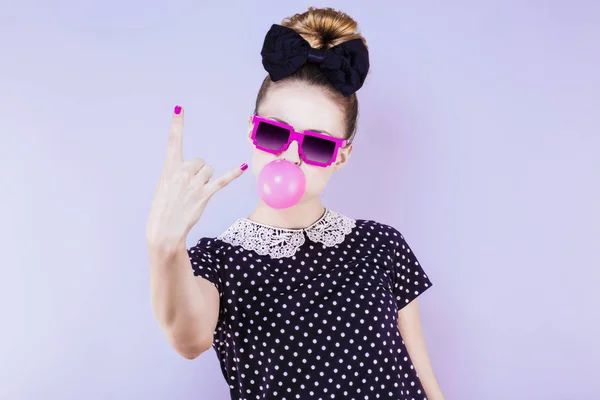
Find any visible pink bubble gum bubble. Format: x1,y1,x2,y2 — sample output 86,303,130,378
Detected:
257,160,306,209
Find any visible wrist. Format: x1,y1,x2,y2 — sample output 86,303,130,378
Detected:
147,237,188,264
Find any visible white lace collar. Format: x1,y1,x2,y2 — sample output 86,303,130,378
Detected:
217,209,357,259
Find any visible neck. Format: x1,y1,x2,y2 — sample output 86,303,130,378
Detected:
247,197,326,230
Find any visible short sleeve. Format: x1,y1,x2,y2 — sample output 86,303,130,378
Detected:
389,230,433,311
187,237,223,294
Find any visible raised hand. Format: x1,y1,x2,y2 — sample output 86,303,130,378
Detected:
146,105,247,253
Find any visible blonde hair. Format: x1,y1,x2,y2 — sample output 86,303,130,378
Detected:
280,7,368,50
254,7,369,142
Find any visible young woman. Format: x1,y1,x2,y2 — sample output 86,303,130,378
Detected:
147,7,444,400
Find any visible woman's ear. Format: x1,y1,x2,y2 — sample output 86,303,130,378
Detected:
247,116,253,144
333,143,353,171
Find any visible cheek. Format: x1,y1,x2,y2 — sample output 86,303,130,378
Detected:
251,148,277,177
302,165,335,194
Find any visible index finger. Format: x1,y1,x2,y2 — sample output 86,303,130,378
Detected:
166,105,184,163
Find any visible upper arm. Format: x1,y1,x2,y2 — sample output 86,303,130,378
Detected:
187,238,224,352
195,276,220,349
397,298,423,337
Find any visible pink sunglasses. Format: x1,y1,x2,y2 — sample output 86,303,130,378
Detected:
250,115,347,168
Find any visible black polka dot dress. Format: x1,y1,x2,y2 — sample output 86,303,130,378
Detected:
187,209,433,400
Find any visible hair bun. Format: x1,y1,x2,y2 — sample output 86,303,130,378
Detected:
281,7,367,50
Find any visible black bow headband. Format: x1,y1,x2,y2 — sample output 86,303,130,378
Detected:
260,24,370,96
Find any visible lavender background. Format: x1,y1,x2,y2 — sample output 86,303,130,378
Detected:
1,1,599,399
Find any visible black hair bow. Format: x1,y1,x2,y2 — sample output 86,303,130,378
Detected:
260,24,370,96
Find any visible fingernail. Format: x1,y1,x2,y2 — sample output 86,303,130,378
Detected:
174,105,182,115
240,163,248,171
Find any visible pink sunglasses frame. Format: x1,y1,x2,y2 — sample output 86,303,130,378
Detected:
250,115,347,168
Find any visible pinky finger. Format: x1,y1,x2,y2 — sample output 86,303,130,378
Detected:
204,162,248,198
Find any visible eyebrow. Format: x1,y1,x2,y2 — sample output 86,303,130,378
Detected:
268,116,332,136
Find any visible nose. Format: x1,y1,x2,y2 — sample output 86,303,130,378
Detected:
279,139,302,165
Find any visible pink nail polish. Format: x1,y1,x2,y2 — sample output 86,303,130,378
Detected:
174,105,182,115
240,163,248,171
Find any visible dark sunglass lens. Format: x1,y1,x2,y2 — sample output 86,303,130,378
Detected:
302,135,336,164
255,121,290,151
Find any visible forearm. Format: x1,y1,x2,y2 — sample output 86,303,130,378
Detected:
413,359,444,400
149,242,214,355
398,301,445,400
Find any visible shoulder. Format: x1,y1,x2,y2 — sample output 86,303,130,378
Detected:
188,236,230,258
353,218,431,282
353,217,406,243
349,216,412,258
